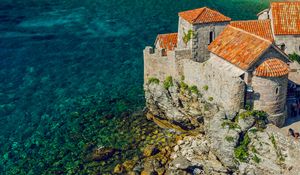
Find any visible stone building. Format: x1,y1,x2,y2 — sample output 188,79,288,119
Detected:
177,7,231,62
257,1,300,55
144,1,300,127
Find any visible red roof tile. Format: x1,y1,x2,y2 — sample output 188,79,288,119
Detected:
230,20,274,42
254,58,289,77
179,7,231,24
208,26,272,70
271,2,300,35
155,33,178,56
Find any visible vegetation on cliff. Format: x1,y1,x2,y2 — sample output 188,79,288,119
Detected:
289,53,300,64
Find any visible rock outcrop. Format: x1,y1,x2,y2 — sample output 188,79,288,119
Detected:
139,81,300,175
145,81,219,131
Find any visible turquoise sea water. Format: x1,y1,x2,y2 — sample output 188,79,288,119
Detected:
0,0,269,174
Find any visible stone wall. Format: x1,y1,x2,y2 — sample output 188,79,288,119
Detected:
252,75,288,127
144,46,245,116
177,17,229,63
191,22,229,62
181,53,245,116
143,47,191,82
143,47,177,82
177,17,193,49
274,35,300,55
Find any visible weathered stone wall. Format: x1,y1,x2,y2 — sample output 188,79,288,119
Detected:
143,47,191,82
181,53,245,116
192,22,229,62
177,17,229,62
143,47,177,82
177,17,193,49
252,75,288,127
274,35,300,55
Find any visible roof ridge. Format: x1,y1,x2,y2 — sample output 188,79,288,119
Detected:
272,1,300,4
228,25,272,44
193,7,207,23
157,32,178,36
231,19,270,23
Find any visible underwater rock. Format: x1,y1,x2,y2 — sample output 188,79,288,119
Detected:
85,147,116,162
104,113,114,120
113,164,125,174
122,159,136,172
143,145,159,157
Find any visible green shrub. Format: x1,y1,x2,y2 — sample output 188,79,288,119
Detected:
183,29,194,44
251,146,257,154
181,75,185,81
221,120,240,130
289,52,300,64
163,76,173,89
148,77,159,84
234,133,250,162
203,85,209,91
225,136,235,142
180,81,188,91
252,154,261,163
239,110,267,129
234,146,249,162
245,103,252,111
270,134,277,149
189,85,199,94
249,128,258,134
208,97,213,101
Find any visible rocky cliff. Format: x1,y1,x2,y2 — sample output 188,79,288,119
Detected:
135,80,300,175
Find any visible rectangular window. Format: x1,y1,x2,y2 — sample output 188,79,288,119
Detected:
209,31,214,44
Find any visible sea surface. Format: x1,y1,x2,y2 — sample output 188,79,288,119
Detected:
0,0,269,174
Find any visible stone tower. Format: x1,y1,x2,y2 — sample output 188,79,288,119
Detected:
252,58,289,127
177,7,231,62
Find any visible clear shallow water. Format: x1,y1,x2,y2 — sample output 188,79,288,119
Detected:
0,0,268,174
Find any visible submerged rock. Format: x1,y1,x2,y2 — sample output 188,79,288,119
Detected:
143,145,159,157
85,147,116,162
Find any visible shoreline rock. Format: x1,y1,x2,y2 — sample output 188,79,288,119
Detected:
124,82,300,175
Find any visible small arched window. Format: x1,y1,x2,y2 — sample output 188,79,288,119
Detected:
209,31,214,44
275,87,279,95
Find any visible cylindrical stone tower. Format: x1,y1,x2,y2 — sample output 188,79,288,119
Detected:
252,58,289,127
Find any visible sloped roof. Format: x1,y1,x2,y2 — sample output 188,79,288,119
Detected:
208,25,272,70
179,7,231,24
271,2,300,35
254,58,289,77
230,20,274,42
155,33,178,55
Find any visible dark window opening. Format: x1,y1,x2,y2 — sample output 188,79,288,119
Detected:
240,73,245,80
275,87,279,95
209,31,214,44
280,44,286,51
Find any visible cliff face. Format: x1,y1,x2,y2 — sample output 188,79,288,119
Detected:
144,81,300,175
145,80,219,131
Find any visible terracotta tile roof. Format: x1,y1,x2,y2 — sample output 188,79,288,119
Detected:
208,26,272,70
155,33,178,55
254,58,289,77
271,2,300,35
230,20,274,42
179,7,231,24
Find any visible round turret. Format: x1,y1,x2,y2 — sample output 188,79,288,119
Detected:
252,58,289,127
